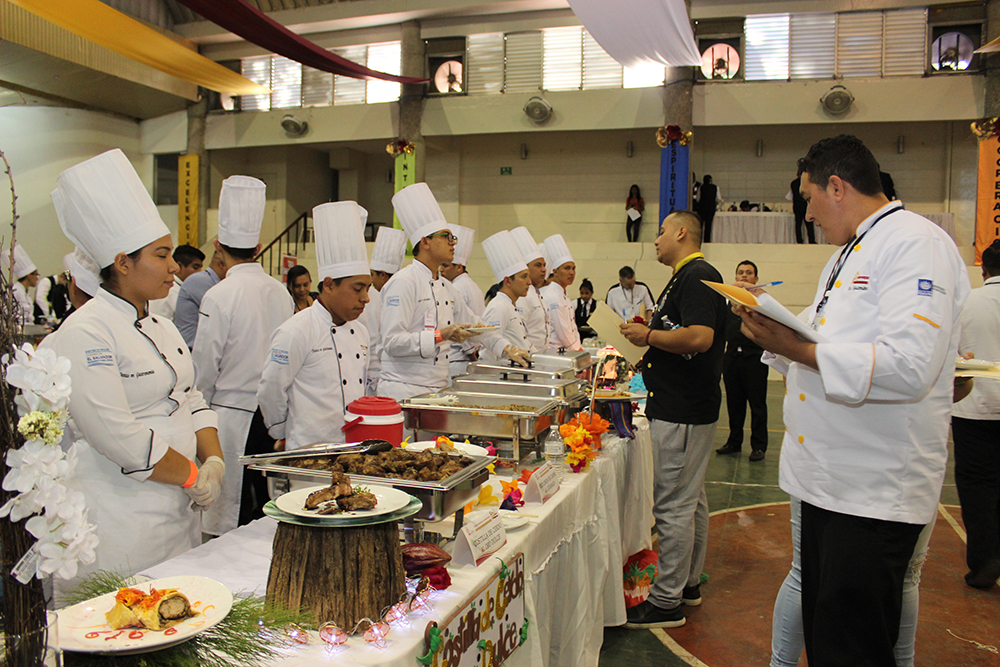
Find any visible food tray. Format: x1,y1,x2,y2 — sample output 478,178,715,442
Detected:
451,375,586,400
244,450,493,522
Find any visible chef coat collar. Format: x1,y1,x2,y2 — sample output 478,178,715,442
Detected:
985,276,1000,286
854,201,904,239
225,262,264,278
494,291,514,308
311,297,360,329
412,258,439,282
96,286,153,322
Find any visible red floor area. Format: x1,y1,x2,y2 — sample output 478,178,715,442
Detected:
659,503,999,666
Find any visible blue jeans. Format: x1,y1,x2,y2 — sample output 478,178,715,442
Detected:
770,497,934,667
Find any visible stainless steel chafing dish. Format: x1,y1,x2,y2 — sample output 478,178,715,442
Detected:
401,392,563,461
451,374,586,400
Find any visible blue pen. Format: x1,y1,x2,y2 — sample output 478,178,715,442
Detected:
755,281,783,288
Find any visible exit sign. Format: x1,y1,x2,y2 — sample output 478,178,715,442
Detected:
500,167,512,175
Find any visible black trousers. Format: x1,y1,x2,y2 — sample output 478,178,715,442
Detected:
800,502,923,667
952,417,1000,574
722,353,769,452
795,216,816,244
626,215,642,242
239,407,276,527
697,208,716,243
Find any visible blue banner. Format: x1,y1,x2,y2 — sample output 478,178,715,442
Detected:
658,143,689,228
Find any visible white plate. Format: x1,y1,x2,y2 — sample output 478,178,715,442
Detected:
57,575,233,655
275,484,412,519
956,358,999,371
499,510,530,530
466,326,500,334
406,440,489,457
589,391,647,401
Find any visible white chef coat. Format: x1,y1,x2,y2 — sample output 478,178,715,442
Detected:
357,286,383,395
606,283,655,321
40,288,217,585
449,272,485,376
379,261,477,400
953,276,1000,420
193,262,293,534
540,282,582,351
149,277,182,320
766,203,970,525
517,285,550,353
258,300,369,451
12,282,33,324
35,276,53,321
479,292,530,365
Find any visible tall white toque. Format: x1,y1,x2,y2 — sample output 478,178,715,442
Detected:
483,231,528,283
392,183,449,245
543,234,574,271
510,226,544,263
370,226,407,274
218,175,266,248
71,247,101,298
53,149,169,268
313,201,369,282
451,224,475,267
4,244,37,280
538,243,551,273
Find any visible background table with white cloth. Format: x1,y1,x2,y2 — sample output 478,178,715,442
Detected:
145,419,654,667
712,210,956,244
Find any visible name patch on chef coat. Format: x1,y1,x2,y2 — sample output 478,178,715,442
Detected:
850,274,869,291
917,279,933,297
85,347,114,367
386,295,401,307
269,348,290,365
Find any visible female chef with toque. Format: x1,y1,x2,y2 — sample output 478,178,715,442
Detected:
42,149,224,587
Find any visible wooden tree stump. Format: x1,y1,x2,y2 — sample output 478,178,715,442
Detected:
266,521,405,630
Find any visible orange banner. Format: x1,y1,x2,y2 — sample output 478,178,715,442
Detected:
976,135,1000,265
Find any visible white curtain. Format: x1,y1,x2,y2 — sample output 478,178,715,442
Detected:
566,0,701,68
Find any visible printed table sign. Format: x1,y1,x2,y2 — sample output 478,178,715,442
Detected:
453,510,507,567
523,462,560,504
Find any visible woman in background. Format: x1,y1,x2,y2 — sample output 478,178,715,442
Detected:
575,278,597,341
286,265,315,313
625,184,644,243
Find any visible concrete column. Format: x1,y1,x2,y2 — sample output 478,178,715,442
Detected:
987,0,1000,117
664,0,695,129
398,20,426,184
186,95,210,246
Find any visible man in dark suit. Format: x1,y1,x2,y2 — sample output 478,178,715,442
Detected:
694,175,719,243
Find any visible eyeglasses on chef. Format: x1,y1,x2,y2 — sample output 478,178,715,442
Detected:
426,231,458,243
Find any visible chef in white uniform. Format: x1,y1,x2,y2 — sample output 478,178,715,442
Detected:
379,183,478,400
193,175,294,536
443,224,484,377
258,201,370,451
4,244,39,324
358,224,407,395
510,227,550,353
479,231,532,366
42,149,224,586
539,234,582,350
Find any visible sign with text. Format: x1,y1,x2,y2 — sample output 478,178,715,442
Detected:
658,143,689,228
975,135,1000,265
178,154,199,246
453,510,507,567
523,462,560,504
420,553,525,667
393,151,416,236
280,254,298,284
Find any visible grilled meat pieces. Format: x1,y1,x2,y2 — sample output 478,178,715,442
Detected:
337,491,377,511
304,472,353,509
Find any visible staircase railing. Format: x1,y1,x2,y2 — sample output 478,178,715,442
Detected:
256,211,311,277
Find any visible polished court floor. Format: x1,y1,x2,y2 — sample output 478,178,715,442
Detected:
598,381,999,667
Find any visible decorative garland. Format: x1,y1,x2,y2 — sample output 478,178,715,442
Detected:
61,571,312,667
656,124,692,147
386,139,416,157
971,117,1000,140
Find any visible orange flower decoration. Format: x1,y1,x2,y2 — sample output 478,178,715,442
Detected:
500,479,520,496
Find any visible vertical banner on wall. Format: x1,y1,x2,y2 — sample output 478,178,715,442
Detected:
658,143,689,228
178,154,199,247
393,151,416,230
280,254,298,284
975,135,1000,265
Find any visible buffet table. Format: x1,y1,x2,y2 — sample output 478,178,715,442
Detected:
713,210,957,244
146,420,653,667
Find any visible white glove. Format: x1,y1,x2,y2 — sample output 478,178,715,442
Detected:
185,456,225,508
440,324,475,343
504,345,531,368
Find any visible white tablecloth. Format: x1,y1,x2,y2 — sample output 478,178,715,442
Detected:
714,210,956,244
145,420,653,667
923,212,956,239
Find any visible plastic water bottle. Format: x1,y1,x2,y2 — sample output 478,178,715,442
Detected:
544,429,566,480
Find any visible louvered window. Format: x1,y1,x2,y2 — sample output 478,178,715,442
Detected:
366,42,402,103
302,67,333,107
543,27,583,91
467,33,505,94
883,8,927,76
790,13,835,79
270,56,302,109
241,56,271,111
744,14,790,80
836,12,883,78
582,31,622,89
333,46,367,106
504,32,543,93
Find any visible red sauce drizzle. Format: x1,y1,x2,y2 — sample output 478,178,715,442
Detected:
85,632,100,639
128,630,145,639
104,631,125,641
164,627,178,636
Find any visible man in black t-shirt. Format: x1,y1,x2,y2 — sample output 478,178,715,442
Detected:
620,210,727,629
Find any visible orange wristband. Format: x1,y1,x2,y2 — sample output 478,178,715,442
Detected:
434,329,443,344
181,459,199,488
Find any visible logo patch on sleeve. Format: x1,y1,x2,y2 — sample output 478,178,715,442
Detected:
269,348,290,365
917,279,933,297
386,295,401,307
85,348,114,367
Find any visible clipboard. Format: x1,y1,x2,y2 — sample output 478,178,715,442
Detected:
587,301,646,366
701,281,825,344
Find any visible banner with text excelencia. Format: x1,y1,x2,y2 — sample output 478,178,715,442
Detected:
976,135,1000,265
178,154,199,247
659,143,689,228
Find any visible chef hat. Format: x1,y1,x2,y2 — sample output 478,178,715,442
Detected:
218,175,266,249
54,149,169,268
313,201,369,282
543,234,573,272
538,243,551,273
451,224,475,267
510,226,544,263
370,226,407,274
70,247,101,298
4,244,37,280
392,183,449,245
62,252,73,274
358,205,369,226
483,231,528,283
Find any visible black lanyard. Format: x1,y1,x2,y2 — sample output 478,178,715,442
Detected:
814,205,901,317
